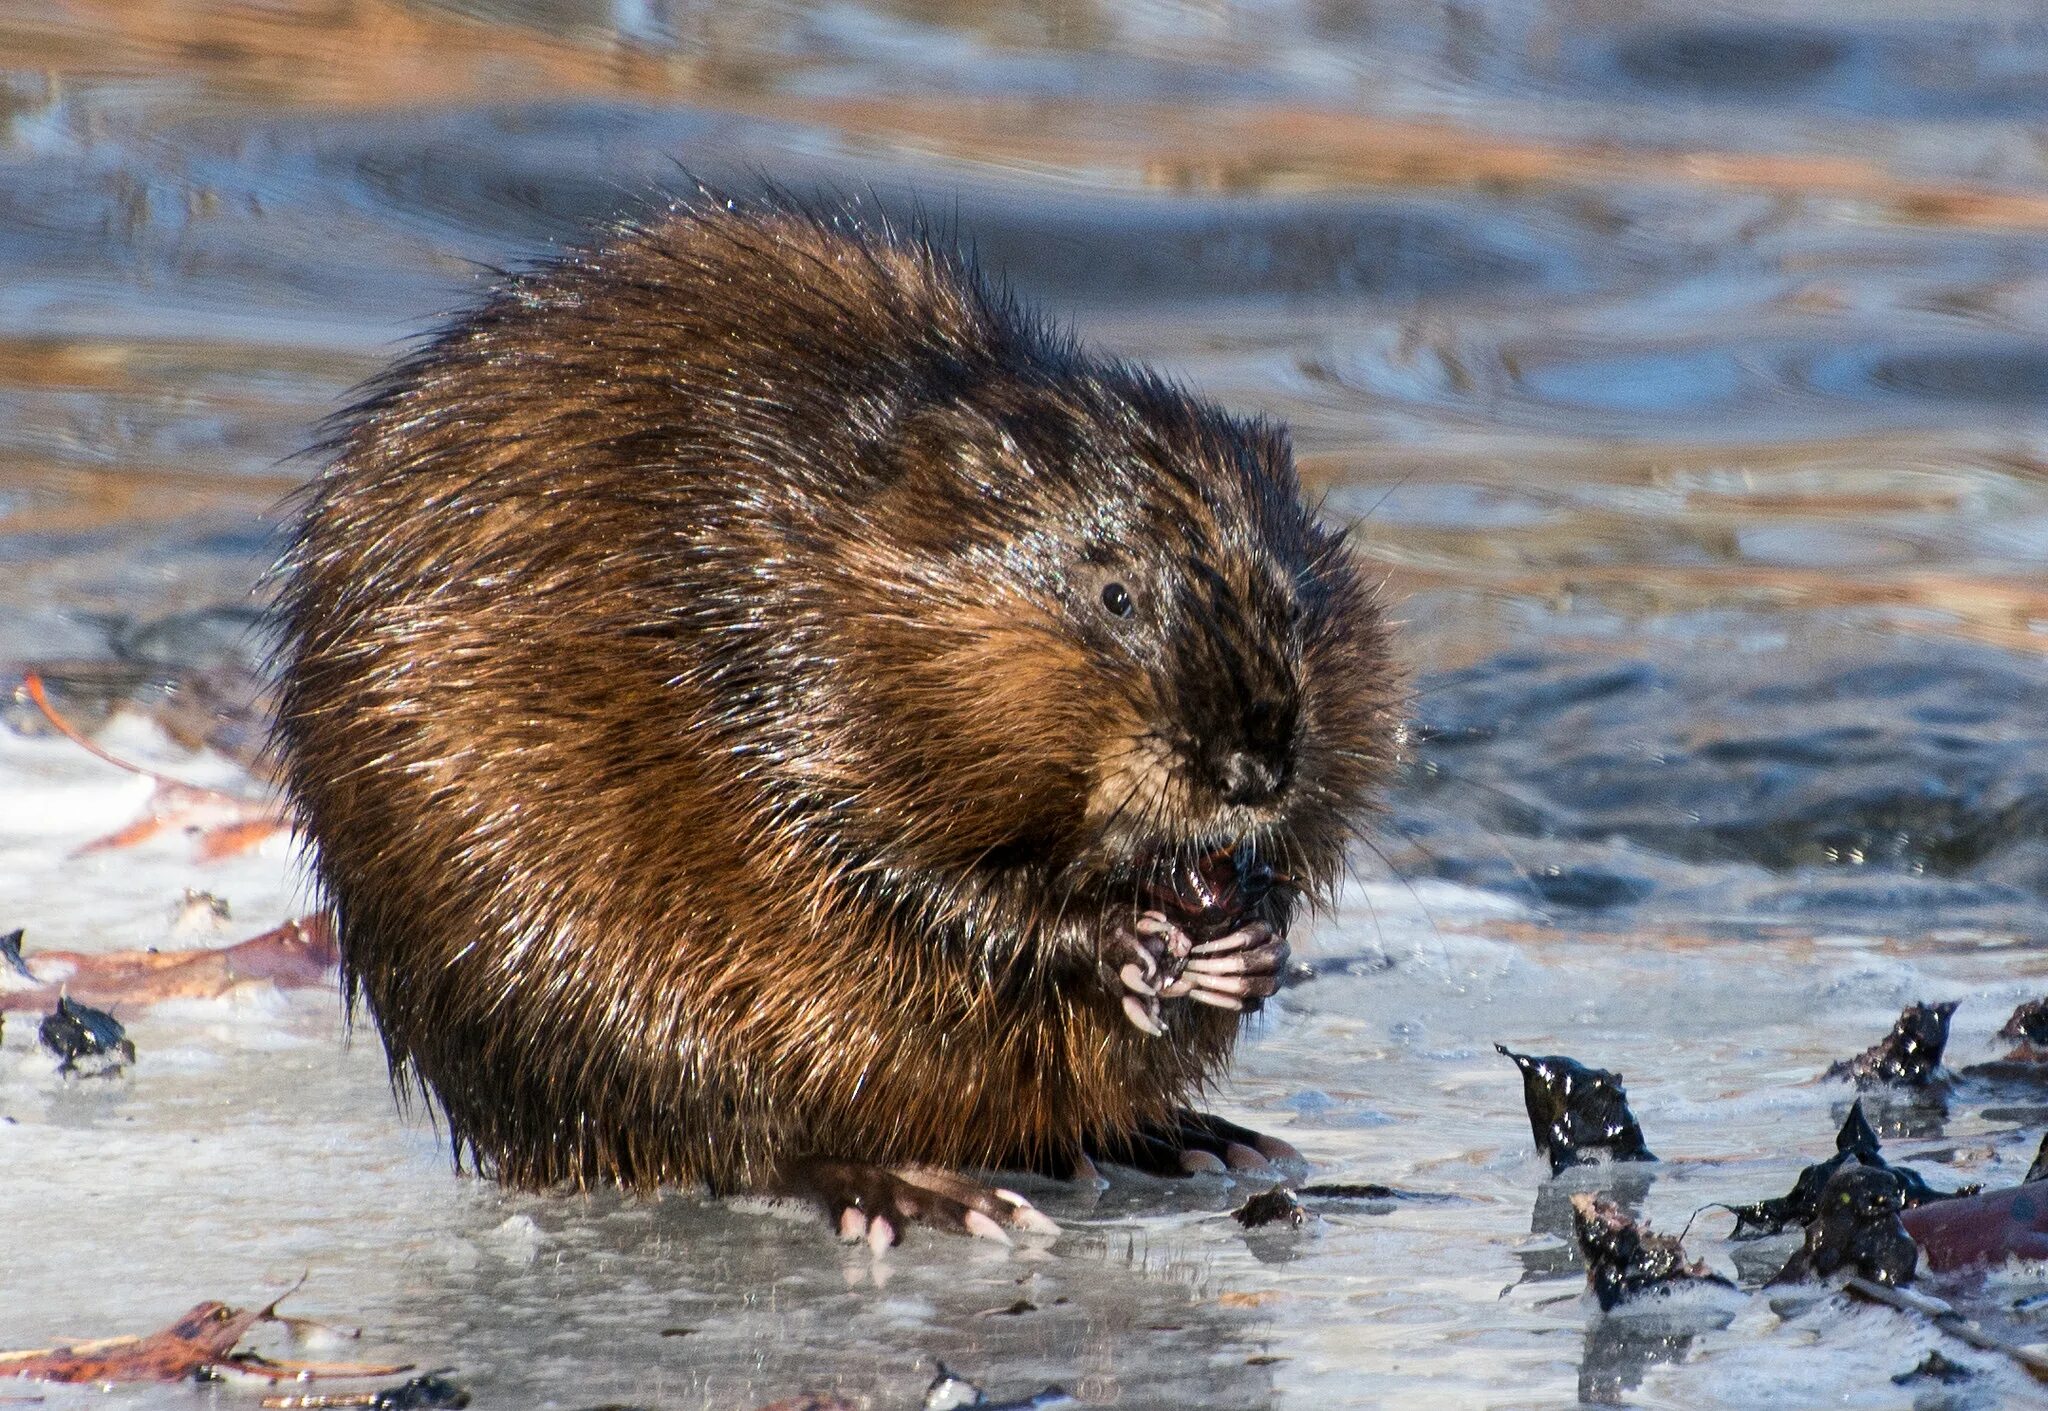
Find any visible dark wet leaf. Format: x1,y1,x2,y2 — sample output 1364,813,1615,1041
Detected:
38,995,134,1077
1728,1101,1973,1236
1497,1045,1655,1174
1825,1001,1957,1087
369,1373,470,1410
1893,1350,1974,1386
0,927,30,980
2028,1134,2048,1185
1769,1166,1919,1287
1568,1194,1734,1313
2002,998,2048,1048
1232,1186,1307,1229
1296,1182,1448,1201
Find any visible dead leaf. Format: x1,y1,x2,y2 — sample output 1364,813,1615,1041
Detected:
76,781,286,862
1216,1291,1284,1309
0,916,336,1014
0,1286,412,1391
0,1302,265,1385
15,673,285,862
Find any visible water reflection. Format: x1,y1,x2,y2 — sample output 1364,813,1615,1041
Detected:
1579,1320,1696,1407
1518,1167,1658,1287
1395,640,2048,929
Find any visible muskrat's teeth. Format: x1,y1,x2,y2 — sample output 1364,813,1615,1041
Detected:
1119,962,1158,997
1122,993,1167,1036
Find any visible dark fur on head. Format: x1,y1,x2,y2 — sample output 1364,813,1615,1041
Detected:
273,195,1398,1190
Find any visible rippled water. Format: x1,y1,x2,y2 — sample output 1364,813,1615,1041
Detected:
6,3,2048,1409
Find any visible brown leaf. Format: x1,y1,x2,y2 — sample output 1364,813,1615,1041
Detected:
1216,1290,1283,1308
74,781,284,861
0,1302,265,1385
14,672,284,862
0,916,336,1014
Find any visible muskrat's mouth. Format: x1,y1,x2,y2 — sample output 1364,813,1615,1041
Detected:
1140,843,1284,942
1110,843,1297,1037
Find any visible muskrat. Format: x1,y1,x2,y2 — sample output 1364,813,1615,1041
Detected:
273,197,1397,1245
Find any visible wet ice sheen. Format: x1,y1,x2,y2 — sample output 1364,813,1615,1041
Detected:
4,728,2047,1410
7,0,2048,1407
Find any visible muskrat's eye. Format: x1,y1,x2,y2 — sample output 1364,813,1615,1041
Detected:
1100,582,1135,618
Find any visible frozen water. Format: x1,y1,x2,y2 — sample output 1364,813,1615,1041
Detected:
3,722,2046,1410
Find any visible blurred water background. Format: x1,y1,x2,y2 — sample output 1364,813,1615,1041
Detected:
6,2,2048,1408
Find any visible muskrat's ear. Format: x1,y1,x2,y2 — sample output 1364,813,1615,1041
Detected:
862,403,1042,553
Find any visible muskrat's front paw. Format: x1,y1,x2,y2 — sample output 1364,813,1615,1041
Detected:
1090,1110,1305,1178
1176,921,1288,1012
794,1159,1059,1251
1114,911,1193,1036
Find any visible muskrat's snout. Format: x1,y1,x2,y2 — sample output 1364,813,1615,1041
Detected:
1216,746,1288,807
1204,696,1298,809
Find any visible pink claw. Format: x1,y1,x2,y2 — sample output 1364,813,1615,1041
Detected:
998,1195,1062,1236
1190,923,1274,957
1122,993,1166,1036
964,1210,1013,1244
1135,913,1193,958
1184,953,1257,977
1188,972,1258,1000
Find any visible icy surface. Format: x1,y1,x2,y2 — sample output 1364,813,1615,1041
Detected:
4,726,2048,1410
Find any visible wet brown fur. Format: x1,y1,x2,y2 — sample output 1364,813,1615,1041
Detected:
272,198,1398,1192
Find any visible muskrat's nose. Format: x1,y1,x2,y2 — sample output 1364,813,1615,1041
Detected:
1218,748,1290,807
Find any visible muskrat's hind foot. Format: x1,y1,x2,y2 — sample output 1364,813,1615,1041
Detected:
1090,1110,1305,1177
785,1159,1059,1250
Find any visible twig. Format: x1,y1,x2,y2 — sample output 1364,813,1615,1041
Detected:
19,672,234,797
1844,1276,2048,1381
